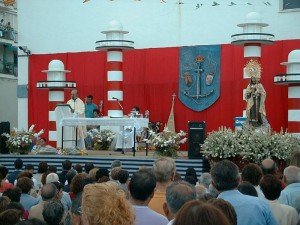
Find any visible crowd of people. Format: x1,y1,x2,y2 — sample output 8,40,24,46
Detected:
0,152,300,225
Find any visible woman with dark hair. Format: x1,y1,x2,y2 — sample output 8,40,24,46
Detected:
33,161,48,190
173,200,231,225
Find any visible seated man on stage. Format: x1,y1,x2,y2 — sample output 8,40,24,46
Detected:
85,109,101,149
115,106,142,152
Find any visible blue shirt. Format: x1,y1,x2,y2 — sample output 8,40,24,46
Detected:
218,190,278,225
85,103,98,118
20,193,39,210
279,182,300,208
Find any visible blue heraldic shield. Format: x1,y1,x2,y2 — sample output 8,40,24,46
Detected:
179,45,221,111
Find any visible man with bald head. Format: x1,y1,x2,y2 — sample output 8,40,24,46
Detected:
29,183,58,221
279,166,300,209
67,89,87,149
261,158,278,175
163,181,196,225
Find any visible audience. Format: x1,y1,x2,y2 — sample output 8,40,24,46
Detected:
173,200,231,225
0,208,23,225
32,161,48,190
84,162,94,174
149,157,176,215
16,177,38,211
260,174,298,225
211,160,278,225
42,201,64,225
241,163,264,197
261,159,278,175
207,198,237,225
290,151,300,167
0,166,13,193
118,169,130,192
7,159,23,184
129,168,168,225
163,181,196,225
198,172,212,192
279,166,300,210
82,183,134,225
0,196,10,213
237,181,258,197
29,183,58,221
59,160,72,184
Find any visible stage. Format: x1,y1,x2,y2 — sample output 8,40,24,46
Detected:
0,150,210,177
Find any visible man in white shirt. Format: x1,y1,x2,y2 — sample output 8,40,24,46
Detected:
66,89,87,149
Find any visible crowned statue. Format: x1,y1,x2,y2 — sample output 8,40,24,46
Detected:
243,59,270,131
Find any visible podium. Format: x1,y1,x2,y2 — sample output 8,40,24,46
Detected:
55,104,74,148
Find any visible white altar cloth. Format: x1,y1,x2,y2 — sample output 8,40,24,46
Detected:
59,117,149,129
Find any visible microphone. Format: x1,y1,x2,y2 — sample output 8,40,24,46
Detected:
112,97,119,101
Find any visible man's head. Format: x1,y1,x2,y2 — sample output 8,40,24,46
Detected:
261,159,277,175
163,181,196,220
198,172,212,190
37,161,48,174
241,163,263,186
2,187,21,202
41,183,58,201
14,159,23,170
211,160,240,191
84,162,94,174
71,89,78,100
152,157,176,184
260,174,282,200
0,166,9,179
25,164,34,175
111,160,122,169
62,160,72,171
93,109,100,117
283,166,300,185
42,201,65,225
86,95,93,104
129,168,156,202
16,177,33,194
132,106,140,113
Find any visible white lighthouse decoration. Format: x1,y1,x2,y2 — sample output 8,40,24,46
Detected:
37,60,76,147
95,20,134,117
274,50,300,136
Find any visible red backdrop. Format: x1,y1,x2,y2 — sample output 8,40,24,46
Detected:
28,40,300,149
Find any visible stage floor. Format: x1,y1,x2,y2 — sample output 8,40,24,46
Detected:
87,149,189,158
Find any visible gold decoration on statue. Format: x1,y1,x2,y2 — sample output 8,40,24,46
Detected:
244,59,262,79
3,0,15,6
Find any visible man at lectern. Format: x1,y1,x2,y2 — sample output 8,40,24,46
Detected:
66,89,87,149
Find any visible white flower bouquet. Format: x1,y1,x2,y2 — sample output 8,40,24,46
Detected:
201,127,300,165
89,128,116,150
144,127,187,157
1,125,44,154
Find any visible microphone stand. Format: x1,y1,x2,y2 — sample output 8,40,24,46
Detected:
116,99,124,111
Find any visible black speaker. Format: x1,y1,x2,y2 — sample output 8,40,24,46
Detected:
188,121,206,159
0,121,10,154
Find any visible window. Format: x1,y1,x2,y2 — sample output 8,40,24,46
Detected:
281,0,300,10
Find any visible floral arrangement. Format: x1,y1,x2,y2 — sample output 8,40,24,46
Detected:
145,127,187,157
201,126,300,164
1,125,44,154
89,128,116,150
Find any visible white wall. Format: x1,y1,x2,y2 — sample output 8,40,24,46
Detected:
0,75,17,128
18,0,300,54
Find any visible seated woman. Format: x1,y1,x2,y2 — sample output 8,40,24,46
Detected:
32,137,57,154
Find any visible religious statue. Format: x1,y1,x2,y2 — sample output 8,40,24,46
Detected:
244,59,270,130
